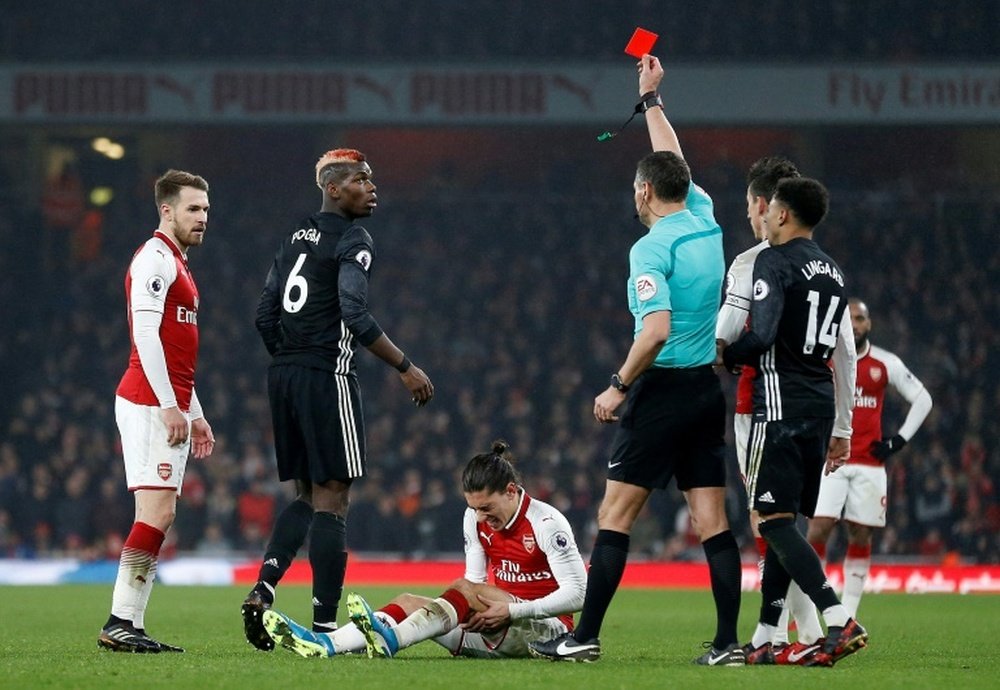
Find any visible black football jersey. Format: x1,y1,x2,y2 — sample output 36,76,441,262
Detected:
255,212,383,373
725,237,847,421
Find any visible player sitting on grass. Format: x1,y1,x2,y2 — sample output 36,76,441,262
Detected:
262,440,587,659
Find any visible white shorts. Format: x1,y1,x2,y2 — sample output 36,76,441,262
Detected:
734,412,752,483
433,613,569,659
812,463,887,527
115,396,191,496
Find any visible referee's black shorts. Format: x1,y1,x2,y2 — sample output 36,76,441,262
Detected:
267,363,366,485
745,416,833,517
607,365,726,491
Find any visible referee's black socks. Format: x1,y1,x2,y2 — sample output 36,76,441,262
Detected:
702,529,741,650
573,529,630,642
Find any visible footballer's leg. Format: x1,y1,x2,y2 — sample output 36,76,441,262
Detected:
347,593,400,658
242,493,314,651
263,609,335,658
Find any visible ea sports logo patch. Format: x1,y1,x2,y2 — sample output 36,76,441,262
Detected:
157,463,173,480
752,279,770,301
635,274,657,302
146,275,166,298
355,250,372,271
522,534,536,553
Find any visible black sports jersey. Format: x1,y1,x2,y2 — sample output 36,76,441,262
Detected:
723,237,847,421
255,212,383,373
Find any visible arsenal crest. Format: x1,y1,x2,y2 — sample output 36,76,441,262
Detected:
157,463,173,480
870,367,882,382
522,534,536,553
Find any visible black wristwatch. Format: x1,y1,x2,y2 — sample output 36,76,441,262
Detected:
610,373,630,392
637,91,663,112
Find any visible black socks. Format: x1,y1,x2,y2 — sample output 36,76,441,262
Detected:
309,511,348,629
573,529,630,642
702,530,742,649
759,517,839,616
257,498,314,599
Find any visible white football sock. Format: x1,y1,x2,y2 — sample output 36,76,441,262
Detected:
331,621,369,654
842,555,870,618
787,580,823,644
394,598,458,650
132,560,158,630
110,546,156,623
751,622,776,649
773,606,790,645
821,604,849,628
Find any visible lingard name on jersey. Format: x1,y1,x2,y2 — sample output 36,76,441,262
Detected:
800,259,844,286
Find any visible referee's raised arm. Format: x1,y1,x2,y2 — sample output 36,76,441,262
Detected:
637,54,682,157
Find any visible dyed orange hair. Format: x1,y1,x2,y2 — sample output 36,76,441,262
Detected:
315,148,366,188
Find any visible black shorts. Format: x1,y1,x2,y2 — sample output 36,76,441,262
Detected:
267,364,367,485
607,365,726,491
745,417,833,517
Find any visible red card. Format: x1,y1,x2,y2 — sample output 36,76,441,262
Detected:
624,27,658,58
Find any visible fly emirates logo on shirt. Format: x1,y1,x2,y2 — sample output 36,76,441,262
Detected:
176,296,199,325
495,559,553,584
855,386,878,409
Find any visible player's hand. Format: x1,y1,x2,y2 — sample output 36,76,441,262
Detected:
871,434,906,462
594,387,626,424
637,54,664,95
824,436,851,475
713,340,726,370
161,406,189,447
401,364,434,407
462,595,511,634
190,417,216,459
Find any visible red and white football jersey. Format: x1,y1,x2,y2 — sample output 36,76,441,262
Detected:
717,240,768,414
850,343,925,466
463,491,585,629
116,231,200,412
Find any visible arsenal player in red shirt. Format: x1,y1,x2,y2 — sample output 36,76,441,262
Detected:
98,170,216,654
259,440,587,660
808,298,932,617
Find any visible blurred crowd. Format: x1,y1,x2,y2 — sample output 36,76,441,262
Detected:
2,0,997,63
0,142,996,566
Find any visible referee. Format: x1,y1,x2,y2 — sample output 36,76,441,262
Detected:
531,54,743,665
241,148,433,651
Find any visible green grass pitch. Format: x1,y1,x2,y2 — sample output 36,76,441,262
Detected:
3,585,997,689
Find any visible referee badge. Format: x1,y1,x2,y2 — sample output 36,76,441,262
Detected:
635,274,657,302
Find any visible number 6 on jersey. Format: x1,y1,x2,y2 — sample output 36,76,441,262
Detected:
283,253,309,313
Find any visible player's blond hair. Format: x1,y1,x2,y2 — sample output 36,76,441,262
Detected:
315,148,366,189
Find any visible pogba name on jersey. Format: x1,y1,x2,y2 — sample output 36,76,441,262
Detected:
290,227,321,244
800,259,845,286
